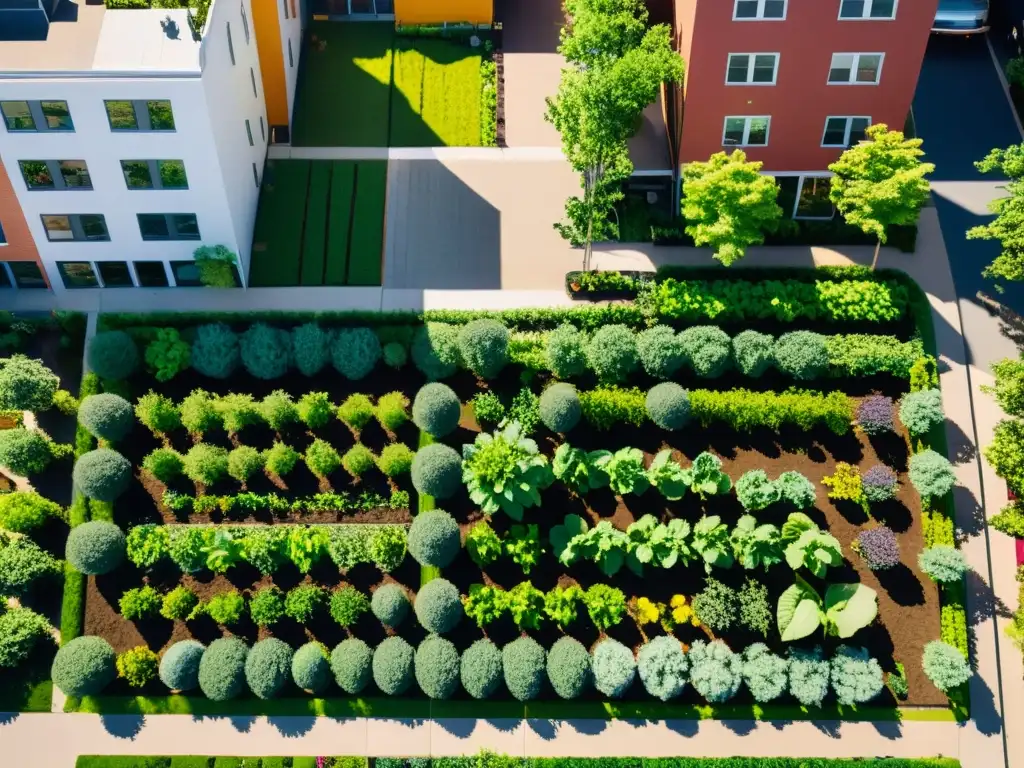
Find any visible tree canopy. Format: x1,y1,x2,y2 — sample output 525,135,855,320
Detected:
968,144,1024,283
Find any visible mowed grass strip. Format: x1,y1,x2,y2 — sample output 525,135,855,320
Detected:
325,161,356,286
347,160,387,286
248,159,310,287
300,162,331,286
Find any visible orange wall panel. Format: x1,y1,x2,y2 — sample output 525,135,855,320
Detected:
0,159,46,282
395,0,492,24
252,0,290,126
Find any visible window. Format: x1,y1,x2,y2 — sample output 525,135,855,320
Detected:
828,53,884,84
252,162,260,188
227,22,235,65
170,260,203,286
250,68,257,98
839,0,896,19
57,262,99,289
97,261,135,287
120,160,188,190
723,116,770,146
794,177,835,219
8,262,47,289
19,160,92,190
726,53,779,85
105,100,175,131
1,100,73,132
288,39,294,68
822,116,870,147
259,117,265,142
282,0,288,19
245,120,254,146
734,0,786,19
134,261,169,287
41,214,109,242
137,213,200,241
241,4,250,43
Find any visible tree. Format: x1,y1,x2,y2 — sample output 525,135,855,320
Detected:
680,151,783,267
984,352,1024,491
828,124,934,270
559,0,648,66
968,144,1024,284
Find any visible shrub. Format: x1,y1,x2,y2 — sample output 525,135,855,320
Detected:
52,636,116,696
0,428,53,476
412,383,461,437
742,643,788,703
582,584,627,631
190,324,239,379
383,342,407,369
580,386,647,430
922,640,972,692
264,442,300,477
466,521,502,568
463,422,554,518
645,383,691,430
679,326,732,378
143,448,184,484
79,393,133,442
688,639,742,703
342,444,376,478
774,331,828,380
411,322,461,380
461,638,503,699
788,647,830,708
900,388,944,436
338,394,374,433
159,639,204,691
415,634,461,699
332,328,381,380
411,443,462,499
586,325,639,384
330,586,370,628
909,449,956,498
547,324,588,379
693,578,737,633
369,526,407,572
125,523,170,570
183,444,229,487
285,585,325,624
169,527,206,573
179,390,221,436
637,636,688,701
776,470,816,509
119,585,161,620
0,355,59,411
853,526,900,571
377,443,414,478
305,439,341,479
249,586,285,627
0,534,60,596
735,470,781,512
457,319,510,379
297,392,334,429
225,446,263,486
375,391,410,433
919,545,968,584
216,392,264,438
202,591,245,625
637,325,686,379
0,606,51,669
830,645,884,706
822,462,864,504
371,583,410,627
291,323,331,376
857,395,895,435
503,636,546,701
732,330,775,377
88,331,139,381
135,392,181,435
546,636,591,700
471,391,505,428
66,520,125,575
591,638,636,699
292,642,330,693
161,586,198,621
245,638,293,699
738,578,773,636
331,638,373,694
0,490,60,534
75,447,132,502
407,509,460,568
414,578,462,634
239,324,291,379
537,383,580,433
261,390,298,432
117,646,159,688
144,328,191,382
862,464,899,503
372,636,414,695
198,637,249,701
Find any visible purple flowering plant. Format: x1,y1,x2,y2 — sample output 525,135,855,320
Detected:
857,395,895,435
853,526,900,571
862,464,898,504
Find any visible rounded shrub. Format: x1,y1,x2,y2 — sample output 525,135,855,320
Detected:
0,354,59,412
862,464,898,503
290,322,331,377
735,469,781,512
372,636,415,696
415,634,461,699
900,388,944,437
66,520,125,575
741,643,789,703
248,586,285,627
774,331,828,380
918,545,968,584
830,645,884,706
922,640,972,692
592,638,636,699
182,443,229,487
414,578,462,635
331,328,381,381
547,324,588,379
461,638,503,699
245,638,293,699
457,319,510,379
586,325,639,384
646,382,691,431
503,636,546,701
412,383,461,438
411,322,461,381
227,445,265,485
777,470,817,509
292,642,331,694
377,443,415,478
371,583,411,627
732,330,775,377
853,526,900,571
637,325,686,380
331,638,373,694
688,639,742,703
338,393,374,433
857,395,895,435
342,444,376,478
87,331,139,381
383,342,408,369
679,326,732,378
0,427,53,476
909,449,956,498
190,323,240,380
135,392,181,436
52,636,116,697
0,490,61,534
198,637,249,701
539,382,581,433
142,447,184,484
159,640,204,692
240,323,291,380
261,390,298,432
408,509,461,568
73,448,132,502
637,636,688,701
375,391,410,433
411,443,462,499
546,636,591,700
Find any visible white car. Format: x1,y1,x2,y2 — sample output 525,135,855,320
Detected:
932,0,991,34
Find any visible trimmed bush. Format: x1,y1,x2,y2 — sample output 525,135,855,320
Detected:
774,331,829,380
159,640,204,692
297,392,334,429
679,326,732,378
546,636,591,700
857,395,895,435
227,446,265,485
547,324,589,379
777,470,817,509
788,647,830,708
119,585,161,620
135,392,181,435
338,394,374,433
645,383,690,430
414,578,462,635
143,447,184,484
331,328,382,381
732,330,775,377
586,325,639,384
264,442,300,477
412,322,461,381
116,646,158,688
198,637,249,701
66,520,125,575
0,606,51,670
592,638,636,699
284,585,325,623
830,645,884,706
161,586,198,621
383,342,408,369
922,640,972,692
292,642,331,694
919,545,968,584
240,323,291,380
539,383,581,433
330,586,370,628
215,394,261,435
909,449,956,498
249,587,285,627
688,639,742,703
88,331,139,381
305,439,341,479
0,490,60,534
742,643,789,703
900,388,944,437
375,392,410,433
179,390,220,436
637,636,688,701
457,319,510,379
78,393,134,442
52,636,116,696
291,322,331,377
0,355,59,412
415,634,461,699
182,444,229,487
503,636,546,701
342,444,376,478
0,428,53,476
371,583,410,627
372,636,415,695
408,509,461,568
245,638,293,699
261,390,299,432
637,325,686,380
377,443,415,478
412,383,461,438
145,328,191,382
190,324,240,380
74,448,132,501
735,469,780,512
331,638,373,694
461,638,503,700
862,464,898,503
411,443,462,499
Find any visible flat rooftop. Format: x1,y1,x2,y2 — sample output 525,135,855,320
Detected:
0,2,201,74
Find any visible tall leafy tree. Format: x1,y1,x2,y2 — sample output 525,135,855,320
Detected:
968,144,1024,284
559,0,649,66
827,123,934,270
680,150,782,267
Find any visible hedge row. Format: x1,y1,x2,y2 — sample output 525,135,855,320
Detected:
160,489,410,518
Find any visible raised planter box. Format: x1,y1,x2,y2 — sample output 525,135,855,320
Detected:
564,270,653,301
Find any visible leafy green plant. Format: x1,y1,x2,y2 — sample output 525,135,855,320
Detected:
782,512,843,578
117,646,159,688
693,577,737,632
330,586,370,628
505,523,543,574
594,447,649,496
681,452,732,498
552,443,610,494
777,575,878,641
249,586,285,627
286,526,327,573
506,581,545,630
544,584,582,629
465,520,502,568
285,584,325,623
583,584,627,632
730,515,782,570
776,470,817,509
305,439,341,480
462,421,554,520
822,462,864,504
338,394,374,434
645,449,687,500
201,529,243,573
264,442,299,478
470,391,505,427
342,444,376,478
215,393,262,435
624,514,692,574
692,515,734,571
463,583,507,628
368,526,407,572
198,590,245,625
552,515,629,576
118,585,161,620
735,470,781,512
135,391,181,436
297,392,334,429
179,390,221,437
161,585,198,620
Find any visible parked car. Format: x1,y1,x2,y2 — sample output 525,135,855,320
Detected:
933,0,991,33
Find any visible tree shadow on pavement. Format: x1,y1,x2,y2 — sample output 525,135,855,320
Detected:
267,715,316,737
99,713,145,739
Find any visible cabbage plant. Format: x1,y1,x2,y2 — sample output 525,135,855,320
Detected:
781,512,842,578
644,449,687,500
462,421,554,520
594,447,649,496
730,515,782,570
552,443,610,495
680,452,732,498
624,515,693,575
692,515,734,572
550,514,629,576
777,575,878,642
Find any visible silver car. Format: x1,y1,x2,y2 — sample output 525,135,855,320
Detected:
932,0,990,33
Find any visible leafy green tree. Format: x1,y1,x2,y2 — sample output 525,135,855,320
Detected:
681,150,782,267
969,144,1024,284
828,123,934,270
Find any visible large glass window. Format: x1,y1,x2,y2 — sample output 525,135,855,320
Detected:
105,100,138,130
828,53,884,84
57,261,99,289
98,261,135,287
170,260,203,286
723,116,770,147
148,101,175,130
839,0,896,19
734,0,786,19
822,116,871,147
133,261,169,287
1,100,73,132
105,100,175,131
41,102,73,130
121,160,188,190
42,214,109,242
137,213,200,241
19,160,91,190
60,161,91,189
20,161,54,189
726,53,779,85
794,177,835,219
7,262,47,289
1,101,33,131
